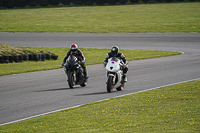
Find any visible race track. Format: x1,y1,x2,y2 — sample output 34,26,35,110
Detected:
0,33,200,125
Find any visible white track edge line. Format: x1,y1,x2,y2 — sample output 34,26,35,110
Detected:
1,77,199,126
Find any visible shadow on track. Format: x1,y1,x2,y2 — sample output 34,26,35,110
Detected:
75,91,118,96
34,87,81,92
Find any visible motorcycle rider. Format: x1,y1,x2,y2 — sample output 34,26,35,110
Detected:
103,46,128,82
62,43,88,79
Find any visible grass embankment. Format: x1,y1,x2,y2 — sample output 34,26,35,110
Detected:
0,2,199,32
0,43,52,55
0,80,199,132
0,43,181,76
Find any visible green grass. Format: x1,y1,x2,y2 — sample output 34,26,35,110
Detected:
0,2,199,33
0,43,52,55
0,3,198,132
0,80,199,132
0,45,181,76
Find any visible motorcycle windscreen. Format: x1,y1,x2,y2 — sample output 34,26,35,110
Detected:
110,57,119,62
67,55,78,64
106,57,120,72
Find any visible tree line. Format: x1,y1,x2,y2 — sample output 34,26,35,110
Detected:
0,0,197,8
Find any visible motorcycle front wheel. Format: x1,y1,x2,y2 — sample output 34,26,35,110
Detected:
107,76,114,93
68,72,75,89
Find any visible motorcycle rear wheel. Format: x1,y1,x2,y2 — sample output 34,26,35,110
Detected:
68,72,75,89
107,76,114,93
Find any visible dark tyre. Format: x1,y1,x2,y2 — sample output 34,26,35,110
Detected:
28,54,33,61
107,76,114,93
0,56,4,63
51,54,58,60
23,54,29,61
18,55,23,62
13,55,19,63
41,54,46,61
68,72,75,89
45,53,51,60
33,54,39,61
3,56,9,63
9,56,14,63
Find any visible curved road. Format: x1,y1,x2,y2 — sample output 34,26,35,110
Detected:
0,33,200,125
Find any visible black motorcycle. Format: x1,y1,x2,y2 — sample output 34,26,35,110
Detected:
63,54,87,88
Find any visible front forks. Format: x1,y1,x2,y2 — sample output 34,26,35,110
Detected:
107,74,116,85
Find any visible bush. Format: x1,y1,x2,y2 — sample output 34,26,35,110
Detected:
72,0,83,5
49,0,60,5
142,0,151,3
3,0,15,8
15,0,26,7
165,0,174,2
84,0,95,5
38,0,49,6
107,0,118,5
130,0,140,3
27,0,38,6
95,0,106,5
60,0,71,5
0,0,3,7
1,0,195,8
118,0,128,4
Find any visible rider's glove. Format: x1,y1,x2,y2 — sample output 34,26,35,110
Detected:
123,64,127,69
62,62,64,66
103,61,107,67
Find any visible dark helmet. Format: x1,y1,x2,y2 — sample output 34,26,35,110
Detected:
70,43,78,54
111,46,119,56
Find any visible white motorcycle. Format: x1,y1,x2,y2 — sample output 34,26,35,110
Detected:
105,57,128,93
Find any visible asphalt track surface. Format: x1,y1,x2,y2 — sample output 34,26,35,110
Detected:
0,33,200,125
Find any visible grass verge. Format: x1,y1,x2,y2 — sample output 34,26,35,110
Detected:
0,2,199,32
0,80,199,132
0,45,181,76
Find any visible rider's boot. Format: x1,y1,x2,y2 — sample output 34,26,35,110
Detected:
123,73,127,82
83,71,88,79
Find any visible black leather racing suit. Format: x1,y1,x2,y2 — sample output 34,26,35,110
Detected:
63,49,87,78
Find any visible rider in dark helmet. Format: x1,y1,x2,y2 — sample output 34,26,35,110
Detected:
103,46,128,82
62,43,88,79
